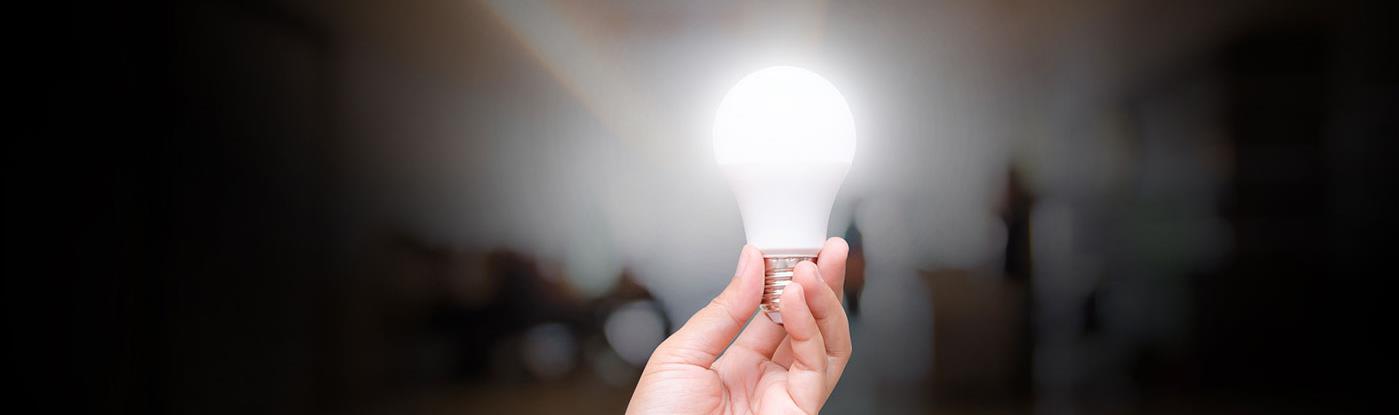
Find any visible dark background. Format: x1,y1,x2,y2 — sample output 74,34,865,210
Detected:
17,0,1397,413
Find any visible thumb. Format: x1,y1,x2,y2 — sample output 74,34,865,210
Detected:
647,245,764,368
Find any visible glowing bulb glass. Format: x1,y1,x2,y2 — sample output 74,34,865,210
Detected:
714,66,856,257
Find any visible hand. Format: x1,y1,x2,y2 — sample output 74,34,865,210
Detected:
627,238,852,415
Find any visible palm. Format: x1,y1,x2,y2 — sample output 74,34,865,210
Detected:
722,345,824,415
637,335,819,414
629,239,851,415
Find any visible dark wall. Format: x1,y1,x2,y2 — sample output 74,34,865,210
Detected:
18,1,1397,413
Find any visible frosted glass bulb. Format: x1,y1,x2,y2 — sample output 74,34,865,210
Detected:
714,66,855,323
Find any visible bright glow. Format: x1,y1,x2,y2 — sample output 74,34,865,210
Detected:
603,300,667,367
714,66,856,165
714,66,856,256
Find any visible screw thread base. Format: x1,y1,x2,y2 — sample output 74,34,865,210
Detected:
761,256,815,325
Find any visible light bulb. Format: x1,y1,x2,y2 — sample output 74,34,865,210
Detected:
714,66,855,324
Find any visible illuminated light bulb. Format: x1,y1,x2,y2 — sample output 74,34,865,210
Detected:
714,66,856,324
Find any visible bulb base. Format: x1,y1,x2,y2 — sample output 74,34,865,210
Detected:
761,256,815,325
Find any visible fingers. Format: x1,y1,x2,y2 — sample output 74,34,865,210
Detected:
777,281,828,413
779,277,825,371
731,238,849,362
816,237,849,301
793,260,853,379
647,245,763,368
727,304,787,358
770,238,851,366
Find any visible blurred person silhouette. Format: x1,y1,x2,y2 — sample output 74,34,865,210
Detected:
628,238,852,414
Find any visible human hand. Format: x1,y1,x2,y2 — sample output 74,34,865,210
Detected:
627,238,852,415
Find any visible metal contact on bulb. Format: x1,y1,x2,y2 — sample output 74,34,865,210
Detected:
761,256,814,325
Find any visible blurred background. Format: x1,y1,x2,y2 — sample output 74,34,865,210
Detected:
20,0,1397,413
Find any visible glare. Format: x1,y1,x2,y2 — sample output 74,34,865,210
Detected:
713,66,857,165
603,300,668,367
522,323,577,381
